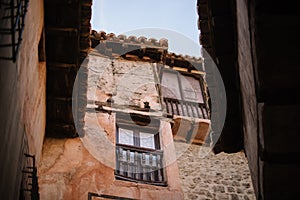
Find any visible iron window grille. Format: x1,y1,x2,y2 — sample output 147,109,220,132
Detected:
115,114,167,186
160,69,209,119
0,0,29,62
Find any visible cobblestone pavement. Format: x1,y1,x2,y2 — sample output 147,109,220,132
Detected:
175,142,256,200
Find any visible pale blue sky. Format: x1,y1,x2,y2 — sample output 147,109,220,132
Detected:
91,0,201,57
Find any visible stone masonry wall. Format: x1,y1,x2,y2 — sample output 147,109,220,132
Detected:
175,142,255,200
88,53,161,110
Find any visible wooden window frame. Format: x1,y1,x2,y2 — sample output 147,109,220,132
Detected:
160,68,209,119
116,125,160,150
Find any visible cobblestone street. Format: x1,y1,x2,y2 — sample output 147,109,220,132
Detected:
175,143,256,200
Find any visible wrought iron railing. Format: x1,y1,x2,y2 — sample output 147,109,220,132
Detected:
0,0,29,62
19,154,39,200
115,144,166,186
163,97,208,119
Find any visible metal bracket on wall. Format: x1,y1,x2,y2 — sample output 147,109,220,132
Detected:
0,0,29,62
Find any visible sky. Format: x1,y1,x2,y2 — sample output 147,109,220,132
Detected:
91,0,201,57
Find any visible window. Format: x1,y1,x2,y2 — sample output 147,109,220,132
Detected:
161,69,208,119
88,192,136,200
115,113,166,186
0,0,29,62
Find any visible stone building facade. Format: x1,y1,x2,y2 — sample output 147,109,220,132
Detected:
0,0,91,199
0,0,299,199
38,31,210,199
198,0,300,199
0,0,46,199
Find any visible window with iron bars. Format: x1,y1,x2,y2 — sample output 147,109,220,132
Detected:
0,0,29,62
115,114,167,186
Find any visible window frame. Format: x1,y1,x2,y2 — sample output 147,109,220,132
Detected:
160,68,209,119
115,113,167,186
116,125,161,150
